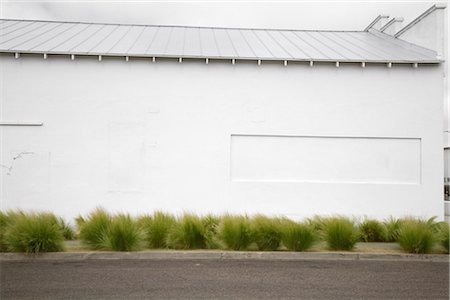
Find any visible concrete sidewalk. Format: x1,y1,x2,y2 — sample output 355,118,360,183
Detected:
0,250,448,262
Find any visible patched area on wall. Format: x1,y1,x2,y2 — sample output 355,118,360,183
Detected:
230,134,421,184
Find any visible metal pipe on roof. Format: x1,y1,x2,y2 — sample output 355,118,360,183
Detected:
364,14,390,31
380,17,404,33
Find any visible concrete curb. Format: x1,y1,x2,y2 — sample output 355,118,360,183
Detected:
0,251,448,262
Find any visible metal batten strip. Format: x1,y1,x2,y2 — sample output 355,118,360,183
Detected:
47,24,90,51
238,30,259,59
106,25,133,54
181,27,187,56
251,30,278,59
0,21,35,37
347,32,406,61
332,32,386,61
162,27,174,56
8,22,65,50
87,25,120,53
198,27,203,57
224,29,239,58
369,29,437,60
0,22,49,45
29,23,79,51
366,31,429,61
125,26,146,53
302,31,350,60
264,30,295,59
68,24,106,52
277,31,312,59
317,32,368,60
0,20,22,31
290,31,332,59
211,28,222,57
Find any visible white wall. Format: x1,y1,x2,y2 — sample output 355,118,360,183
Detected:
0,55,444,221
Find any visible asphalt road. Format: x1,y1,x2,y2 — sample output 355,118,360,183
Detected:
1,259,448,299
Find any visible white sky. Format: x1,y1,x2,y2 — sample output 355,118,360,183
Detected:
0,1,446,31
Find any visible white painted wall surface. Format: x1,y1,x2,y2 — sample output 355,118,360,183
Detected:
0,55,444,220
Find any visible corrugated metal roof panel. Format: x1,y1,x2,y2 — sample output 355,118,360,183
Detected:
0,19,441,63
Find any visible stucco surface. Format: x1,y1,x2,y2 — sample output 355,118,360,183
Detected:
0,55,444,220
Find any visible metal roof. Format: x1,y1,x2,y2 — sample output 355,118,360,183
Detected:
0,19,441,64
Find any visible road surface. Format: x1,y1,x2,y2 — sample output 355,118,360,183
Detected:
1,259,448,299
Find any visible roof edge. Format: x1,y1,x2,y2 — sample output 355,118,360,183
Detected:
0,18,364,33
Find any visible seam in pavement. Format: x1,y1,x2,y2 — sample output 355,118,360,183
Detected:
0,251,448,262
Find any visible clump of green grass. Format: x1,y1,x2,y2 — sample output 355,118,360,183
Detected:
358,219,387,242
167,214,207,249
139,211,176,249
436,222,449,253
57,218,76,240
323,217,359,251
202,214,221,249
306,215,328,235
397,219,436,254
78,208,111,249
0,211,11,252
217,215,253,250
280,219,317,251
384,217,402,242
251,215,282,251
4,212,64,253
103,214,143,251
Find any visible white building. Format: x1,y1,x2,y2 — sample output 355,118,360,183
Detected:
0,5,448,221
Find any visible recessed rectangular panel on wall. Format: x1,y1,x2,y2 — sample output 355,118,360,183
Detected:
108,122,144,192
231,135,421,184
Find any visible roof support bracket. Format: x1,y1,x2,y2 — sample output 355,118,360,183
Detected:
205,58,209,64
43,53,47,60
232,59,236,65
98,55,102,61
413,63,418,68
257,59,261,66
71,54,75,60
152,57,156,62
335,61,340,68
179,57,182,63
387,62,392,68
361,62,366,68
309,61,314,67
14,53,20,59
125,56,129,62
284,60,288,67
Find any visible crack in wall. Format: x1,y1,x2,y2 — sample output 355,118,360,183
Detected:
0,152,35,175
